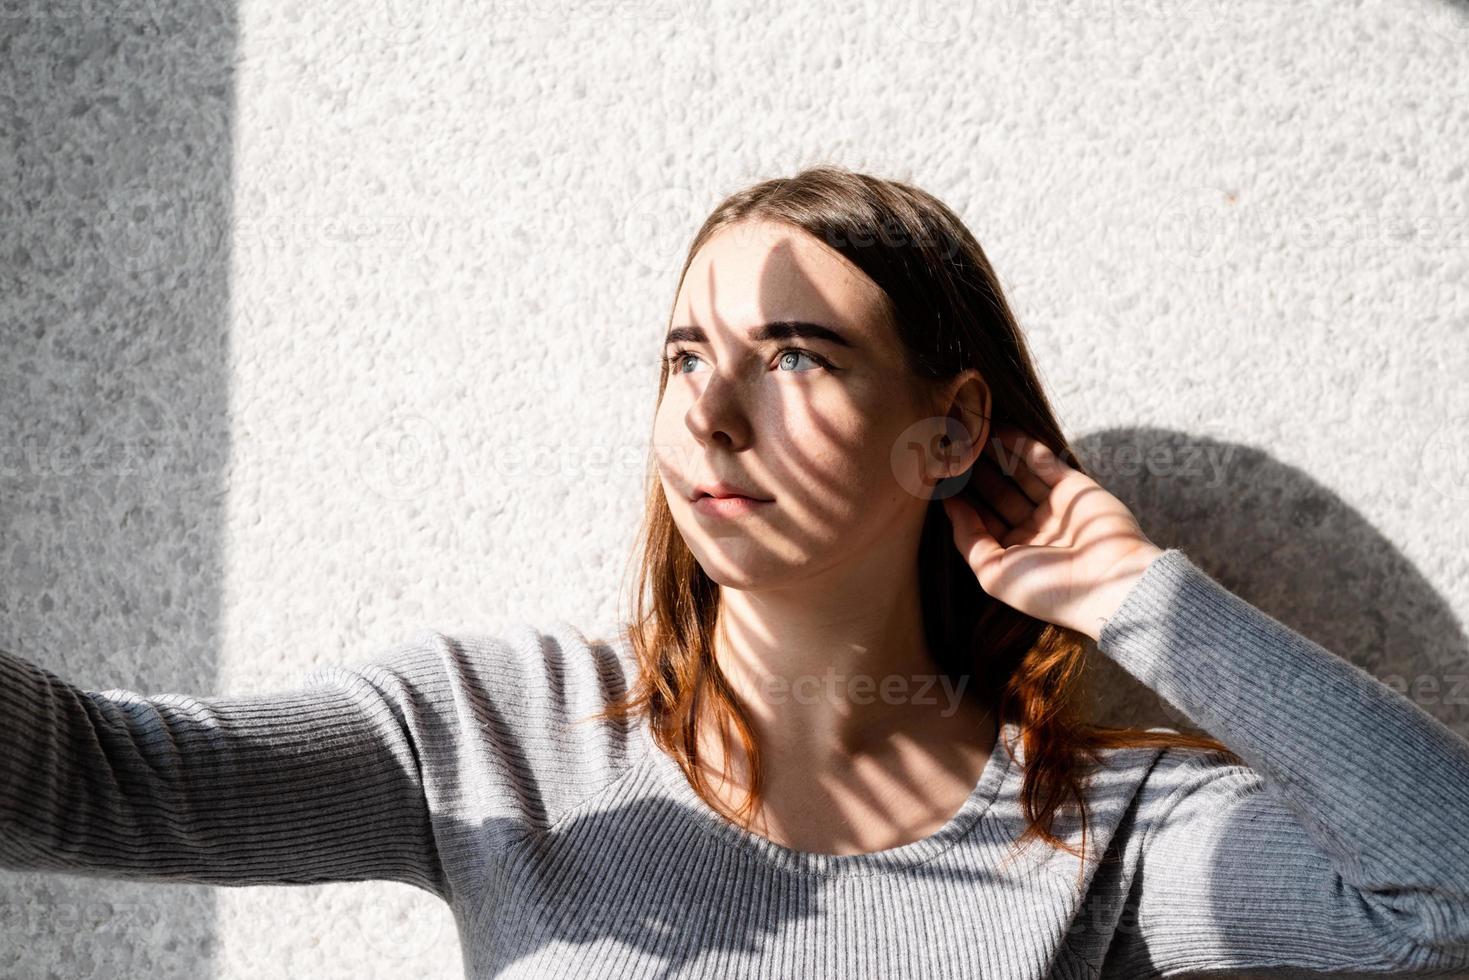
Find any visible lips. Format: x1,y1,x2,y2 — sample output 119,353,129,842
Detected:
691,480,770,502
691,494,771,518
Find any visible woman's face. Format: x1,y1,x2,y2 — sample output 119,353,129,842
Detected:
653,218,954,590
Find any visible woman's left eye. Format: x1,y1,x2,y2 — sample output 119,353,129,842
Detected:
774,348,830,372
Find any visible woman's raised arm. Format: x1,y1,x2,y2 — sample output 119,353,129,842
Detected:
1093,549,1469,976
944,426,1469,974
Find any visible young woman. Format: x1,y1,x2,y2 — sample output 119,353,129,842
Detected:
4,166,1468,979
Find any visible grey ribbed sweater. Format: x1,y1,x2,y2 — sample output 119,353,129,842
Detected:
4,548,1469,978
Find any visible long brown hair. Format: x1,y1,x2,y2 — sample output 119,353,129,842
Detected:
587,165,1239,888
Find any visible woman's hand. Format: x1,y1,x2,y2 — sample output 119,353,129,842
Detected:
940,424,1165,643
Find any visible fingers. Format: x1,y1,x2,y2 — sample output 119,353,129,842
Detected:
985,424,1073,491
984,433,1050,504
972,454,1033,526
969,492,1011,545
941,494,1006,569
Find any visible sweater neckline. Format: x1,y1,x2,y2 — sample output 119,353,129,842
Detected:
634,706,1019,878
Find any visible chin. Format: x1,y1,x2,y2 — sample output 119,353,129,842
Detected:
696,566,784,593
682,541,786,591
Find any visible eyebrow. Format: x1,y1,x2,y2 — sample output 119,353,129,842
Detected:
662,320,857,349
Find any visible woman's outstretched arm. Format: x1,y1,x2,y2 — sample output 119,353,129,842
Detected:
1093,548,1469,977
0,632,457,901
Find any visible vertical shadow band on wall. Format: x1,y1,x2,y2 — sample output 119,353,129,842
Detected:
1,3,235,978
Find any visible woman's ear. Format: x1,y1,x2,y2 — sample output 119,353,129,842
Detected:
899,371,992,501
940,370,991,478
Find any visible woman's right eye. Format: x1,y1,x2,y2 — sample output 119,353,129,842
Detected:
665,348,703,373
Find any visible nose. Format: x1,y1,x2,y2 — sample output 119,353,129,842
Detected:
684,371,751,450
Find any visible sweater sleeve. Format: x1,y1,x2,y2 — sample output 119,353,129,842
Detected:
0,630,458,902
1094,548,1469,978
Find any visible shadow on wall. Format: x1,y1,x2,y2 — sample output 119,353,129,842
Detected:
0,3,235,978
1073,428,1469,741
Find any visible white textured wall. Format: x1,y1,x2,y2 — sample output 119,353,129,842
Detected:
3,0,1469,976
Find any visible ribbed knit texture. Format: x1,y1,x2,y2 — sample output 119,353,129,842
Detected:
4,548,1469,978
